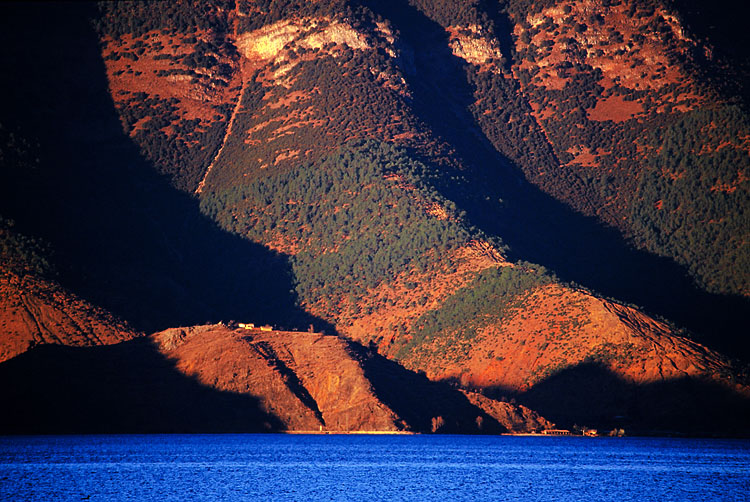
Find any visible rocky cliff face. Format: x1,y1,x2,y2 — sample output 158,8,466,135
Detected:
150,324,567,433
153,324,402,432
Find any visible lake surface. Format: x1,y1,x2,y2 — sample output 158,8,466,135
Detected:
1,434,748,501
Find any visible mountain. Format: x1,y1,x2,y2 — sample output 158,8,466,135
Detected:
0,323,553,434
0,219,139,362
0,0,748,435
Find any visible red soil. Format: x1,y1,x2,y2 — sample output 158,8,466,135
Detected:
587,95,643,122
153,325,402,432
566,145,599,167
103,31,240,117
403,284,743,395
0,268,139,363
150,324,555,433
332,242,509,354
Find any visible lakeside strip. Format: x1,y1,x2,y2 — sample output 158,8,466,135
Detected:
283,430,415,435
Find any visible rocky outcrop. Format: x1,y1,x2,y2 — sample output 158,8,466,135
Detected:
461,390,554,433
236,18,370,63
153,324,402,432
447,25,504,67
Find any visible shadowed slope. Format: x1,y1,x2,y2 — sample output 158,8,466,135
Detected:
0,2,329,334
0,266,139,363
153,325,404,432
355,0,749,359
515,362,750,436
357,342,545,434
0,338,282,433
0,323,554,434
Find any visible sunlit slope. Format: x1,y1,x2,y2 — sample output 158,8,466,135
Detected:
0,0,744,433
0,323,554,434
95,1,749,404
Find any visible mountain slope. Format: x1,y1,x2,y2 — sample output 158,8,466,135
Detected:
0,220,138,362
0,323,553,434
0,0,748,435
152,325,402,432
87,0,750,429
496,0,749,297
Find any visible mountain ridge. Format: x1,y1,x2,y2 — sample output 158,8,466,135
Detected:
0,0,748,435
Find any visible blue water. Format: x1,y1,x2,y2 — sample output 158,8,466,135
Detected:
0,435,748,501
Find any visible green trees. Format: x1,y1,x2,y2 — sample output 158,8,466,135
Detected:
94,1,238,193
115,94,228,192
201,141,484,309
94,1,233,39
630,106,750,295
397,265,551,358
199,139,555,359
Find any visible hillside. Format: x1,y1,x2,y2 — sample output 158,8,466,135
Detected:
0,324,552,434
0,218,139,362
0,0,748,435
498,0,749,298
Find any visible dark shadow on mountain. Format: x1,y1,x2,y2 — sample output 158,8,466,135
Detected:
483,362,750,437
667,0,750,109
356,0,750,361
350,340,506,433
252,341,326,425
0,339,284,433
0,2,334,334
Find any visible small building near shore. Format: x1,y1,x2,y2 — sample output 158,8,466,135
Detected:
542,429,572,436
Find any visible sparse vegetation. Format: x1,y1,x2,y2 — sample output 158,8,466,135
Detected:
0,217,54,277
397,266,552,359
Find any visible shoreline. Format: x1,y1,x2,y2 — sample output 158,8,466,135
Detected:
283,430,415,435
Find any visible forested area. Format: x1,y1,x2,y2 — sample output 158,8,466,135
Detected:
500,0,749,297
94,1,239,192
111,93,230,192
93,0,233,38
88,0,750,326
200,46,423,190
203,141,482,309
631,107,750,295
400,0,750,297
2,0,750,442
201,139,556,357
91,0,750,300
